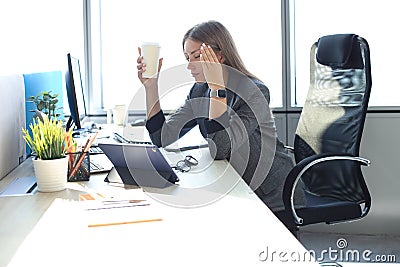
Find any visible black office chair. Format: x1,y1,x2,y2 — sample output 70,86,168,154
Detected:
276,34,372,236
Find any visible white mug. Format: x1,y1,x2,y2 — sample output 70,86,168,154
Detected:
112,104,127,126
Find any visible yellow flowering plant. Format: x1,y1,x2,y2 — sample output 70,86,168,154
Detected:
22,116,75,160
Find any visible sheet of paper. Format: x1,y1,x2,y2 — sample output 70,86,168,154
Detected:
79,196,163,227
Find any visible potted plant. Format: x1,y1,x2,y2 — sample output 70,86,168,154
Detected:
26,90,63,121
22,116,74,192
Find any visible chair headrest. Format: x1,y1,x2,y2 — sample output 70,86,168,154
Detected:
316,34,364,69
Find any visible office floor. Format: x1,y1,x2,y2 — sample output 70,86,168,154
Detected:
299,231,400,264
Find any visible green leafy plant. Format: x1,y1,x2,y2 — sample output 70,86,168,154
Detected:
27,91,62,120
22,117,73,160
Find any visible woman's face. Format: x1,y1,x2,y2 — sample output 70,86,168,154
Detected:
183,39,205,83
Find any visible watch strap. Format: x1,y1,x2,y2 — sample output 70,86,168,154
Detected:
209,88,227,98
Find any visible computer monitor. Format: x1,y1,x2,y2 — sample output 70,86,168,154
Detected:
65,53,87,131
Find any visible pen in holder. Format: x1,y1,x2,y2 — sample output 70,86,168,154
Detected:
67,152,90,182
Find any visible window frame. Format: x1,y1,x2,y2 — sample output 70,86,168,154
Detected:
85,0,285,115
287,0,400,111
84,0,400,117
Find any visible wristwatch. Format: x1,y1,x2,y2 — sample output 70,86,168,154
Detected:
209,88,227,98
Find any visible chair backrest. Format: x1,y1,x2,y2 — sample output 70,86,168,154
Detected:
294,34,372,203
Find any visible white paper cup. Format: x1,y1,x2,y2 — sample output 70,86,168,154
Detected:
141,42,161,78
113,104,127,126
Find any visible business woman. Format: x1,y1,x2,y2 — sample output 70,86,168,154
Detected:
136,20,306,216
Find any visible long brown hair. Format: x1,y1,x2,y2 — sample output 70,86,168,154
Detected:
182,20,259,81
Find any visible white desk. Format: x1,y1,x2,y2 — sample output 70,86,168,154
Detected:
0,128,315,267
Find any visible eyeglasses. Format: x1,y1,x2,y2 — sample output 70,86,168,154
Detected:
173,155,198,172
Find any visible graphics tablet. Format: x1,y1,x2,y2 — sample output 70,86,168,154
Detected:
98,143,179,188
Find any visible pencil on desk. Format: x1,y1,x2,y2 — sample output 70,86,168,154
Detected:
88,218,163,228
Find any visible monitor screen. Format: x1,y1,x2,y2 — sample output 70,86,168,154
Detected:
65,53,87,131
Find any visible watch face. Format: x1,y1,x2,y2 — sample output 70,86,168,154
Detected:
217,90,226,98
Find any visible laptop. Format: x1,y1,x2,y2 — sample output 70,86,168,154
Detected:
98,143,179,188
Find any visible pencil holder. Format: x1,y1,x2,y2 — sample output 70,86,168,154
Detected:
67,152,90,182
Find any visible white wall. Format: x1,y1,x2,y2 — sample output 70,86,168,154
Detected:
0,75,26,179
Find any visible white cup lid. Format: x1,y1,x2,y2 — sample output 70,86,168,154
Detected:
142,42,160,47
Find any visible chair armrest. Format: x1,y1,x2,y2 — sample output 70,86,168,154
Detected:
284,145,294,153
283,153,370,225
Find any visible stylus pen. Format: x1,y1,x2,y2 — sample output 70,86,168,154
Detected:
113,132,130,143
164,144,209,152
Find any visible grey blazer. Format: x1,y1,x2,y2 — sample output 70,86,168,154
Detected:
146,73,306,212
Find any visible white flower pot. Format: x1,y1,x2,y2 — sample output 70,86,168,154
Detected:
33,156,68,192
